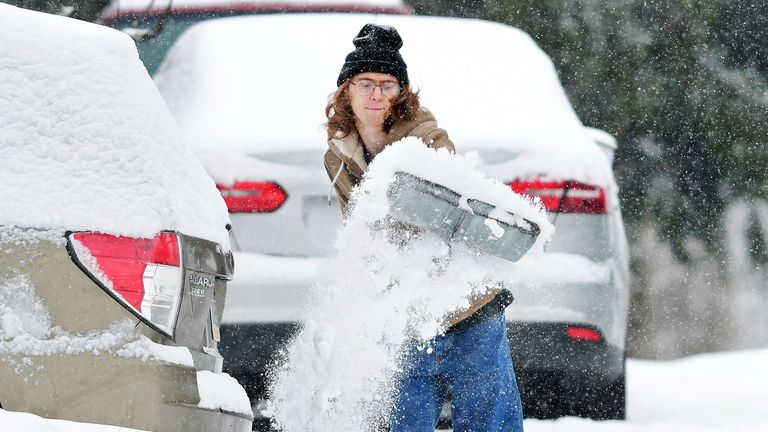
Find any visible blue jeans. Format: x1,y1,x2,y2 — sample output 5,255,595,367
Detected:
391,313,524,432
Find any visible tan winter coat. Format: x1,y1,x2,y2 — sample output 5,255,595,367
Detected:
323,107,502,328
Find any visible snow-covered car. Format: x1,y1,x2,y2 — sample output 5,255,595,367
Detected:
153,13,630,421
100,0,413,74
0,5,252,432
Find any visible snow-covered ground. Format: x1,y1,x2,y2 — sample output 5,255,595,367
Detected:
526,348,768,432
0,409,149,432
3,347,765,431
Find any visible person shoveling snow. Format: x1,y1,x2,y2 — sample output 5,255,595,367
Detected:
267,23,553,432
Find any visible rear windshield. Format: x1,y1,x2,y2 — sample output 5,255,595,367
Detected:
109,6,412,74
544,213,611,261
111,15,210,74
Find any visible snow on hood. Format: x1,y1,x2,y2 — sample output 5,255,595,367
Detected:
269,138,553,431
154,13,612,186
0,4,230,248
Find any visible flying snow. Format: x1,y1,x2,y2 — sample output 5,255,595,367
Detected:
267,138,553,431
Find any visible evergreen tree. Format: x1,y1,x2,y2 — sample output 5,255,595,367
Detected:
405,0,768,357
407,0,768,252
4,0,109,21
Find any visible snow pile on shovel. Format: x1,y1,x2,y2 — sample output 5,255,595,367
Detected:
268,138,553,431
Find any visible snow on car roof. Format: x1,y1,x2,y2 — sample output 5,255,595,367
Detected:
0,4,230,247
154,13,613,186
107,0,405,11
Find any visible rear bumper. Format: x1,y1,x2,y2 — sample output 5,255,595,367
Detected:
219,320,623,401
507,321,624,394
0,353,253,432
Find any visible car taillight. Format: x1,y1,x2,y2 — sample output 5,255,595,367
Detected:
509,179,607,214
216,181,287,213
67,231,183,339
566,326,603,342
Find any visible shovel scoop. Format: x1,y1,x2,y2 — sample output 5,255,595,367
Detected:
386,171,541,263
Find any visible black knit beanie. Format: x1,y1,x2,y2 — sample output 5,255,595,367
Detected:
336,23,409,87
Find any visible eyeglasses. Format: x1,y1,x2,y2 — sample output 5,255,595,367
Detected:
351,79,401,98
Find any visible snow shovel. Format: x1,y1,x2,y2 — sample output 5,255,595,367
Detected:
386,171,540,262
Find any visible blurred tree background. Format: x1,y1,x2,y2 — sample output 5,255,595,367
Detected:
5,0,768,359
3,0,109,20
407,0,768,358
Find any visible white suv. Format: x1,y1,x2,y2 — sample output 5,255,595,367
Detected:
0,5,251,431
154,12,630,422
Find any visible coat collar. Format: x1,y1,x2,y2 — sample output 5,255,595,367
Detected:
327,108,437,176
329,130,368,178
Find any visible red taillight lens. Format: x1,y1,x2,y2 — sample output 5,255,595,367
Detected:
68,232,183,338
217,181,288,213
509,179,607,214
566,326,603,342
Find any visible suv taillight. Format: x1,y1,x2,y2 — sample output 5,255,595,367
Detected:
566,326,603,342
216,181,287,213
509,179,607,214
67,232,183,339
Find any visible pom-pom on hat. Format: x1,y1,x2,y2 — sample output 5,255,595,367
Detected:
336,23,409,87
